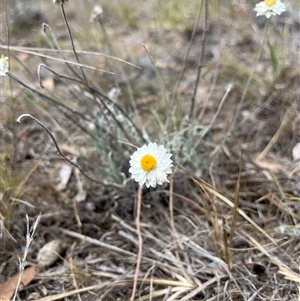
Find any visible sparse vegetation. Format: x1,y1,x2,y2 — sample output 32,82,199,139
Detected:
0,0,300,300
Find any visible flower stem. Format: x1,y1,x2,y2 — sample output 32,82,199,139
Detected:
131,186,143,301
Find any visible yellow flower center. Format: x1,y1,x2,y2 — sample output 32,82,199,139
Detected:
140,154,157,171
264,0,276,6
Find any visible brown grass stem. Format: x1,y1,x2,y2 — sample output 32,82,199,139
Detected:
131,186,143,301
256,107,295,160
192,175,278,245
0,45,141,68
42,23,81,80
226,149,242,271
240,230,300,283
171,0,204,107
169,178,194,285
60,3,88,84
188,0,208,120
34,278,194,301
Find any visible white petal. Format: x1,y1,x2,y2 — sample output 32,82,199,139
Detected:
139,178,146,186
265,11,272,18
253,0,286,18
135,171,147,182
292,143,300,161
155,169,169,185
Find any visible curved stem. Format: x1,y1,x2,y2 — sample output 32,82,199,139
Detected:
16,114,119,188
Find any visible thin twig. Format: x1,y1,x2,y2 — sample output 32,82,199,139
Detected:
38,65,141,145
8,72,88,117
37,64,84,88
6,46,114,74
9,70,144,151
0,44,141,68
198,0,220,122
179,275,227,301
60,3,88,84
60,228,137,258
9,71,121,148
16,114,118,187
256,107,293,160
42,22,81,80
131,186,143,301
169,178,194,284
188,0,208,120
171,0,204,106
227,149,242,271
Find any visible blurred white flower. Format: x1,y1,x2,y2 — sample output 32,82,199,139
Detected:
129,143,173,188
292,142,300,161
254,0,286,18
90,5,103,22
0,55,9,76
108,87,121,103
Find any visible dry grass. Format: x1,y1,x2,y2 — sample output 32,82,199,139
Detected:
1,0,300,300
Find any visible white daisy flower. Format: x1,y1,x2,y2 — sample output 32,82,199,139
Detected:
254,0,286,19
0,55,9,76
129,143,173,188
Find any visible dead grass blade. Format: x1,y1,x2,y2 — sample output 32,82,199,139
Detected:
62,226,193,279
169,178,194,284
192,176,278,245
226,150,242,271
241,230,300,284
1,46,114,74
256,108,295,161
133,286,190,301
0,45,142,68
59,228,137,257
35,279,194,301
14,147,49,197
179,275,227,301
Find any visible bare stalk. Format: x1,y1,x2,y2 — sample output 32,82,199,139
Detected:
171,0,204,106
188,0,208,120
42,23,81,80
131,186,143,301
60,3,88,84
169,178,194,284
226,149,242,271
